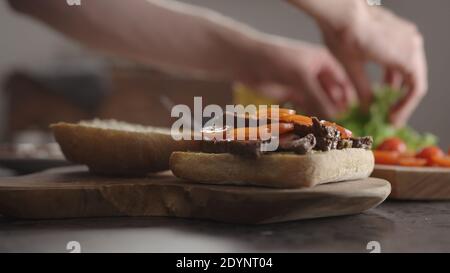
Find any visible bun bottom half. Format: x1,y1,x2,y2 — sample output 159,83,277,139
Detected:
170,149,374,188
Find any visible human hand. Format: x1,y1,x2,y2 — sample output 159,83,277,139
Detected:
241,38,355,119
301,0,428,126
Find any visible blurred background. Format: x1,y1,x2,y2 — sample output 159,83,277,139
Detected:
0,0,449,173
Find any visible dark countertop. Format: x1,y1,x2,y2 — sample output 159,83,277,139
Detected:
1,201,450,253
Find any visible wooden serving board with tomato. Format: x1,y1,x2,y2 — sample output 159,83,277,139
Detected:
371,137,450,200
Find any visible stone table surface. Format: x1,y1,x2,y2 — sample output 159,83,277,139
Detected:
1,202,449,253
0,167,449,253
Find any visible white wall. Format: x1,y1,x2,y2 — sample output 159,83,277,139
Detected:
1,0,449,147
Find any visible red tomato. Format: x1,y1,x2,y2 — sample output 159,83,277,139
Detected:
416,146,444,165
377,137,407,153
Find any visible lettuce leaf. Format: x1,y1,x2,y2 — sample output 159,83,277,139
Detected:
336,86,437,150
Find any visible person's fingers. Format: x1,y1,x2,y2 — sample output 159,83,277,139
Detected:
384,67,404,90
318,70,345,111
317,66,356,112
303,76,339,119
341,59,373,110
251,83,295,102
389,73,427,126
389,74,419,126
389,49,428,126
284,88,312,113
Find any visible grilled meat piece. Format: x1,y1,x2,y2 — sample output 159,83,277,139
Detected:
307,117,340,151
312,117,340,139
315,137,339,151
293,123,313,138
278,133,316,154
291,134,317,155
278,133,302,150
351,136,373,150
337,138,354,149
228,140,262,158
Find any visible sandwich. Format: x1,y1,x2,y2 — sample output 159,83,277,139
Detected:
170,110,374,188
51,109,374,188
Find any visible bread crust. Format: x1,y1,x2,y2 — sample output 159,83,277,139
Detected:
51,121,200,175
170,149,375,188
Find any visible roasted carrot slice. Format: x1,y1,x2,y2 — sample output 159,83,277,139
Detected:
373,150,400,165
228,123,294,140
279,114,313,126
398,157,427,167
431,156,450,168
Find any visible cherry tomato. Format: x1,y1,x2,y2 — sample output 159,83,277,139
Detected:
416,146,444,165
373,150,400,165
377,137,407,153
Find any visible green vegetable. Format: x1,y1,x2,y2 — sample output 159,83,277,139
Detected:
336,86,437,151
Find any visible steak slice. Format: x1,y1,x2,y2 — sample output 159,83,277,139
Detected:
310,117,340,151
293,123,313,138
278,133,316,155
291,134,317,155
315,137,339,151
312,117,340,139
228,140,262,158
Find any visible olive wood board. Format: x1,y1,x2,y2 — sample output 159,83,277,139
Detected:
0,166,391,224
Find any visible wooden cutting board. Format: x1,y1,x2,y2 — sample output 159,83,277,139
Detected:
372,165,450,200
0,166,390,224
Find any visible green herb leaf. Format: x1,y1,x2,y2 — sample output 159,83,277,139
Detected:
336,86,437,150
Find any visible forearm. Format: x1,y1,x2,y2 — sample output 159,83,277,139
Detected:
9,0,267,80
287,0,367,29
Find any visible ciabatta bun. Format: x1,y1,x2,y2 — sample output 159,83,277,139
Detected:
170,149,374,188
51,120,200,175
